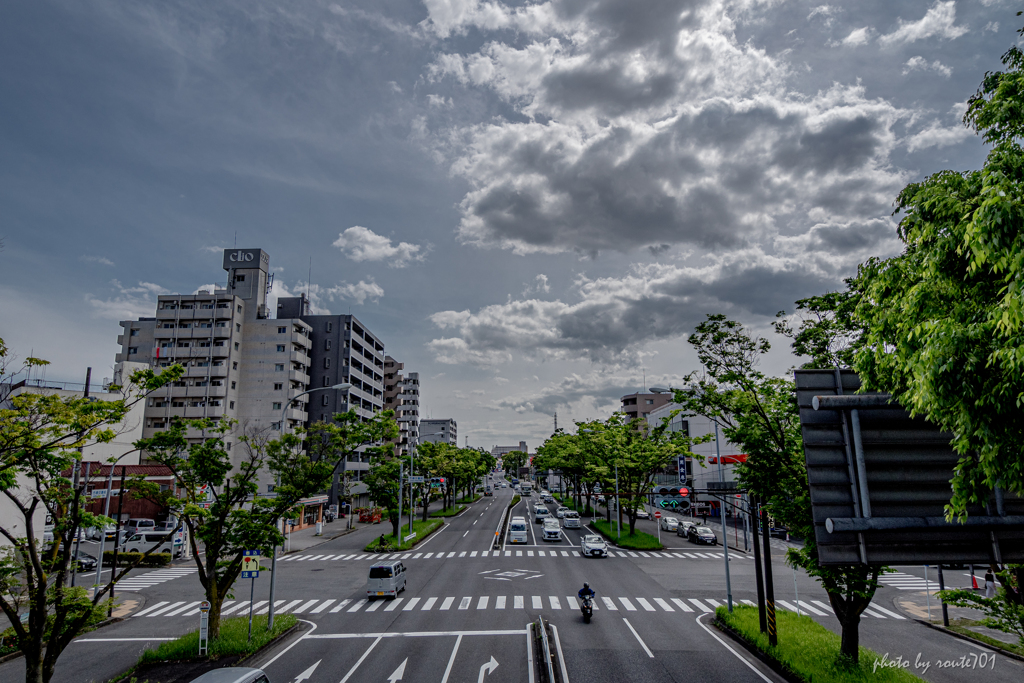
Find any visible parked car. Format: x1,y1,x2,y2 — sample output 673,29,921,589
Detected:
123,518,157,535
74,552,98,572
366,560,407,599
542,519,561,542
86,523,117,541
555,506,571,518
188,667,270,683
580,534,608,557
677,521,697,537
659,516,679,531
534,506,551,524
508,516,529,544
687,526,719,545
562,511,581,529
635,509,651,520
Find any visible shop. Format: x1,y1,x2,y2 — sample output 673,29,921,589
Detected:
287,495,329,532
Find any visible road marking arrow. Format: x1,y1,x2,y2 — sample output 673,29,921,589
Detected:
477,656,499,682
387,658,408,682
293,660,320,682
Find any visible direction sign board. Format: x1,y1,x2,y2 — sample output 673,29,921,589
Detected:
409,476,425,484
242,550,260,578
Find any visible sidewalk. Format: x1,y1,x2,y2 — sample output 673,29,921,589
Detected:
895,588,1022,648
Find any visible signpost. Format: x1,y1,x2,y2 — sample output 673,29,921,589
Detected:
198,601,211,655
654,510,662,544
242,550,260,642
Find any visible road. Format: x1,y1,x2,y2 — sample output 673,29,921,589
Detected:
4,478,1021,682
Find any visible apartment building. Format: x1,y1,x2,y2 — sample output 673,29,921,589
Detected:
383,357,420,457
420,418,457,446
115,249,313,491
620,391,673,422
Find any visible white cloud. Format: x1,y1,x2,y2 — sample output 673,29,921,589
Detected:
808,5,840,27
839,27,872,46
523,274,551,296
332,226,426,267
200,245,225,253
879,1,968,47
269,278,385,315
905,120,972,152
80,255,114,266
327,280,385,305
902,56,952,77
985,22,999,33
85,280,169,320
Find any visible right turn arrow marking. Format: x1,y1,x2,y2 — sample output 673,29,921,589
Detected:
478,656,499,682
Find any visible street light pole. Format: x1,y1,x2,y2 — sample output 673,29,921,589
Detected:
715,419,733,612
268,382,351,631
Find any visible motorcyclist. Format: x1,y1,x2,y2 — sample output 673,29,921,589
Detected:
578,582,595,601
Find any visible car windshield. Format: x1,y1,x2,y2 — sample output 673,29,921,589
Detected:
697,527,713,534
369,566,393,578
584,535,603,543
565,512,578,518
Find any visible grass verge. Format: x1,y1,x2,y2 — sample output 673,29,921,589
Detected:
429,505,465,518
364,519,444,551
716,605,924,682
945,623,1024,657
590,518,663,550
139,614,297,665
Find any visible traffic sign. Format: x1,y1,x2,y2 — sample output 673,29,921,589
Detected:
242,550,260,578
409,475,425,484
654,511,662,519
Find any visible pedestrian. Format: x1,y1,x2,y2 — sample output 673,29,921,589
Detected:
702,513,707,525
984,569,996,598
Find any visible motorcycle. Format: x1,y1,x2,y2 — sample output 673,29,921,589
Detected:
581,594,594,623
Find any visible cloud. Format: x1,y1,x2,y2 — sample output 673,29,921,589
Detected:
424,1,908,256
905,120,972,152
327,280,385,305
523,274,551,296
808,5,840,28
200,246,226,253
85,280,169,320
902,56,952,77
80,255,114,266
269,278,385,315
839,27,872,46
332,226,426,267
496,369,689,415
879,2,968,47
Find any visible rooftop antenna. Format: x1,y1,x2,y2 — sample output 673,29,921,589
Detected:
307,257,312,304
554,410,558,433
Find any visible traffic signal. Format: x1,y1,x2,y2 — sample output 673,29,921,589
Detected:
653,485,691,511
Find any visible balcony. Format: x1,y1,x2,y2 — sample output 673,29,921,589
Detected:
284,408,307,423
288,369,309,385
290,348,310,367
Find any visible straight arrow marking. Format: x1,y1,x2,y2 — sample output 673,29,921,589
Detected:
387,658,408,682
293,659,320,682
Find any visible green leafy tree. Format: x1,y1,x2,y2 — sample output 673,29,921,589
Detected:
940,566,1024,646
502,450,528,479
416,441,458,513
675,315,882,663
0,340,182,683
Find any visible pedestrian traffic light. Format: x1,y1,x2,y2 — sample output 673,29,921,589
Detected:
653,485,691,511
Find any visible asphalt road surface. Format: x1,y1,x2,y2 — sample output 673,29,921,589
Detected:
5,479,1022,683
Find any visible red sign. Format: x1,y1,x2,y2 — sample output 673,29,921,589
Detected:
654,511,662,519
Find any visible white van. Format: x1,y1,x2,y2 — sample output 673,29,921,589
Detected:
533,506,550,524
508,516,528,544
366,560,407,599
542,519,561,541
123,531,179,557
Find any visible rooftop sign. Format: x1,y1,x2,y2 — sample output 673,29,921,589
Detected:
222,249,270,273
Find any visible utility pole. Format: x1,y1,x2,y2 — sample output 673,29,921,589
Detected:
761,500,778,647
109,465,126,617
751,496,767,634
714,420,733,612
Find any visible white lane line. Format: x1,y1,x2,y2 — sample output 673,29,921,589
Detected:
463,531,469,538
310,599,335,614
623,618,654,658
339,635,383,683
440,597,455,611
329,599,351,613
422,597,437,611
697,613,772,682
496,596,506,609
384,598,404,612
440,634,463,683
403,597,420,611
671,598,693,612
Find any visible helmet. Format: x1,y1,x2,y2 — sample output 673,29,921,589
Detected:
583,582,589,589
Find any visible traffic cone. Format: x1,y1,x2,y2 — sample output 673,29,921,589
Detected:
972,573,979,590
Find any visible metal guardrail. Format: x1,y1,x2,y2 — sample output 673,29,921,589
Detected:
532,615,565,683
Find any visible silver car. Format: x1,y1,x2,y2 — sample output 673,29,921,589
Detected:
580,534,608,557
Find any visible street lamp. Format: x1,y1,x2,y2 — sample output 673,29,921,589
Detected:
268,381,351,631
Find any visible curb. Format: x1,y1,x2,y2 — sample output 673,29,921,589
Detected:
280,525,360,556
910,618,1024,663
711,616,803,683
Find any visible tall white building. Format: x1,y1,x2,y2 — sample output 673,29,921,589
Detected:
420,418,457,446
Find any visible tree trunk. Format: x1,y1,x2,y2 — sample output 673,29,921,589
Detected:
391,512,400,540
606,495,612,522
205,578,225,642
838,608,860,662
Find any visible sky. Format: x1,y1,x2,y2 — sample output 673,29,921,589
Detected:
0,0,1012,449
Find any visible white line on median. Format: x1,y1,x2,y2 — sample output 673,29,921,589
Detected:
622,618,653,658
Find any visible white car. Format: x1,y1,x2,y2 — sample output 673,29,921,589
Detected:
542,519,561,542
659,516,679,531
562,511,581,528
580,534,608,557
555,506,571,518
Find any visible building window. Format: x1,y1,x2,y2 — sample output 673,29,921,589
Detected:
642,412,649,418
236,323,241,332
326,322,333,332
325,339,331,350
235,274,245,282
230,401,235,409
275,364,285,371
237,305,243,313
277,345,286,352
324,358,331,369
271,422,282,431
267,484,275,493
130,329,139,336
226,442,232,451
232,361,238,370
214,341,225,347
278,326,287,333
322,394,329,406
128,347,138,355
210,400,221,406
272,402,282,410
645,399,654,405
323,376,330,387
274,383,283,390
231,381,237,389
216,321,226,328
234,342,240,350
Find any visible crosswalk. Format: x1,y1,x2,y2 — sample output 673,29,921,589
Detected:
879,571,947,593
279,549,746,562
111,567,199,592
131,593,903,620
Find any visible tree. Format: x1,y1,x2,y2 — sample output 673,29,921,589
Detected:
0,340,183,683
675,315,882,663
502,450,528,479
853,24,1024,521
134,408,395,640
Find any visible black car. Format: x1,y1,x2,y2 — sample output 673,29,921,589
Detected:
687,526,718,545
74,553,98,572
676,521,696,537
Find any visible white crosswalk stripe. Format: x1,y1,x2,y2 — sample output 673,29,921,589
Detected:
275,549,737,563
879,571,945,593
112,567,199,592
131,593,897,619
